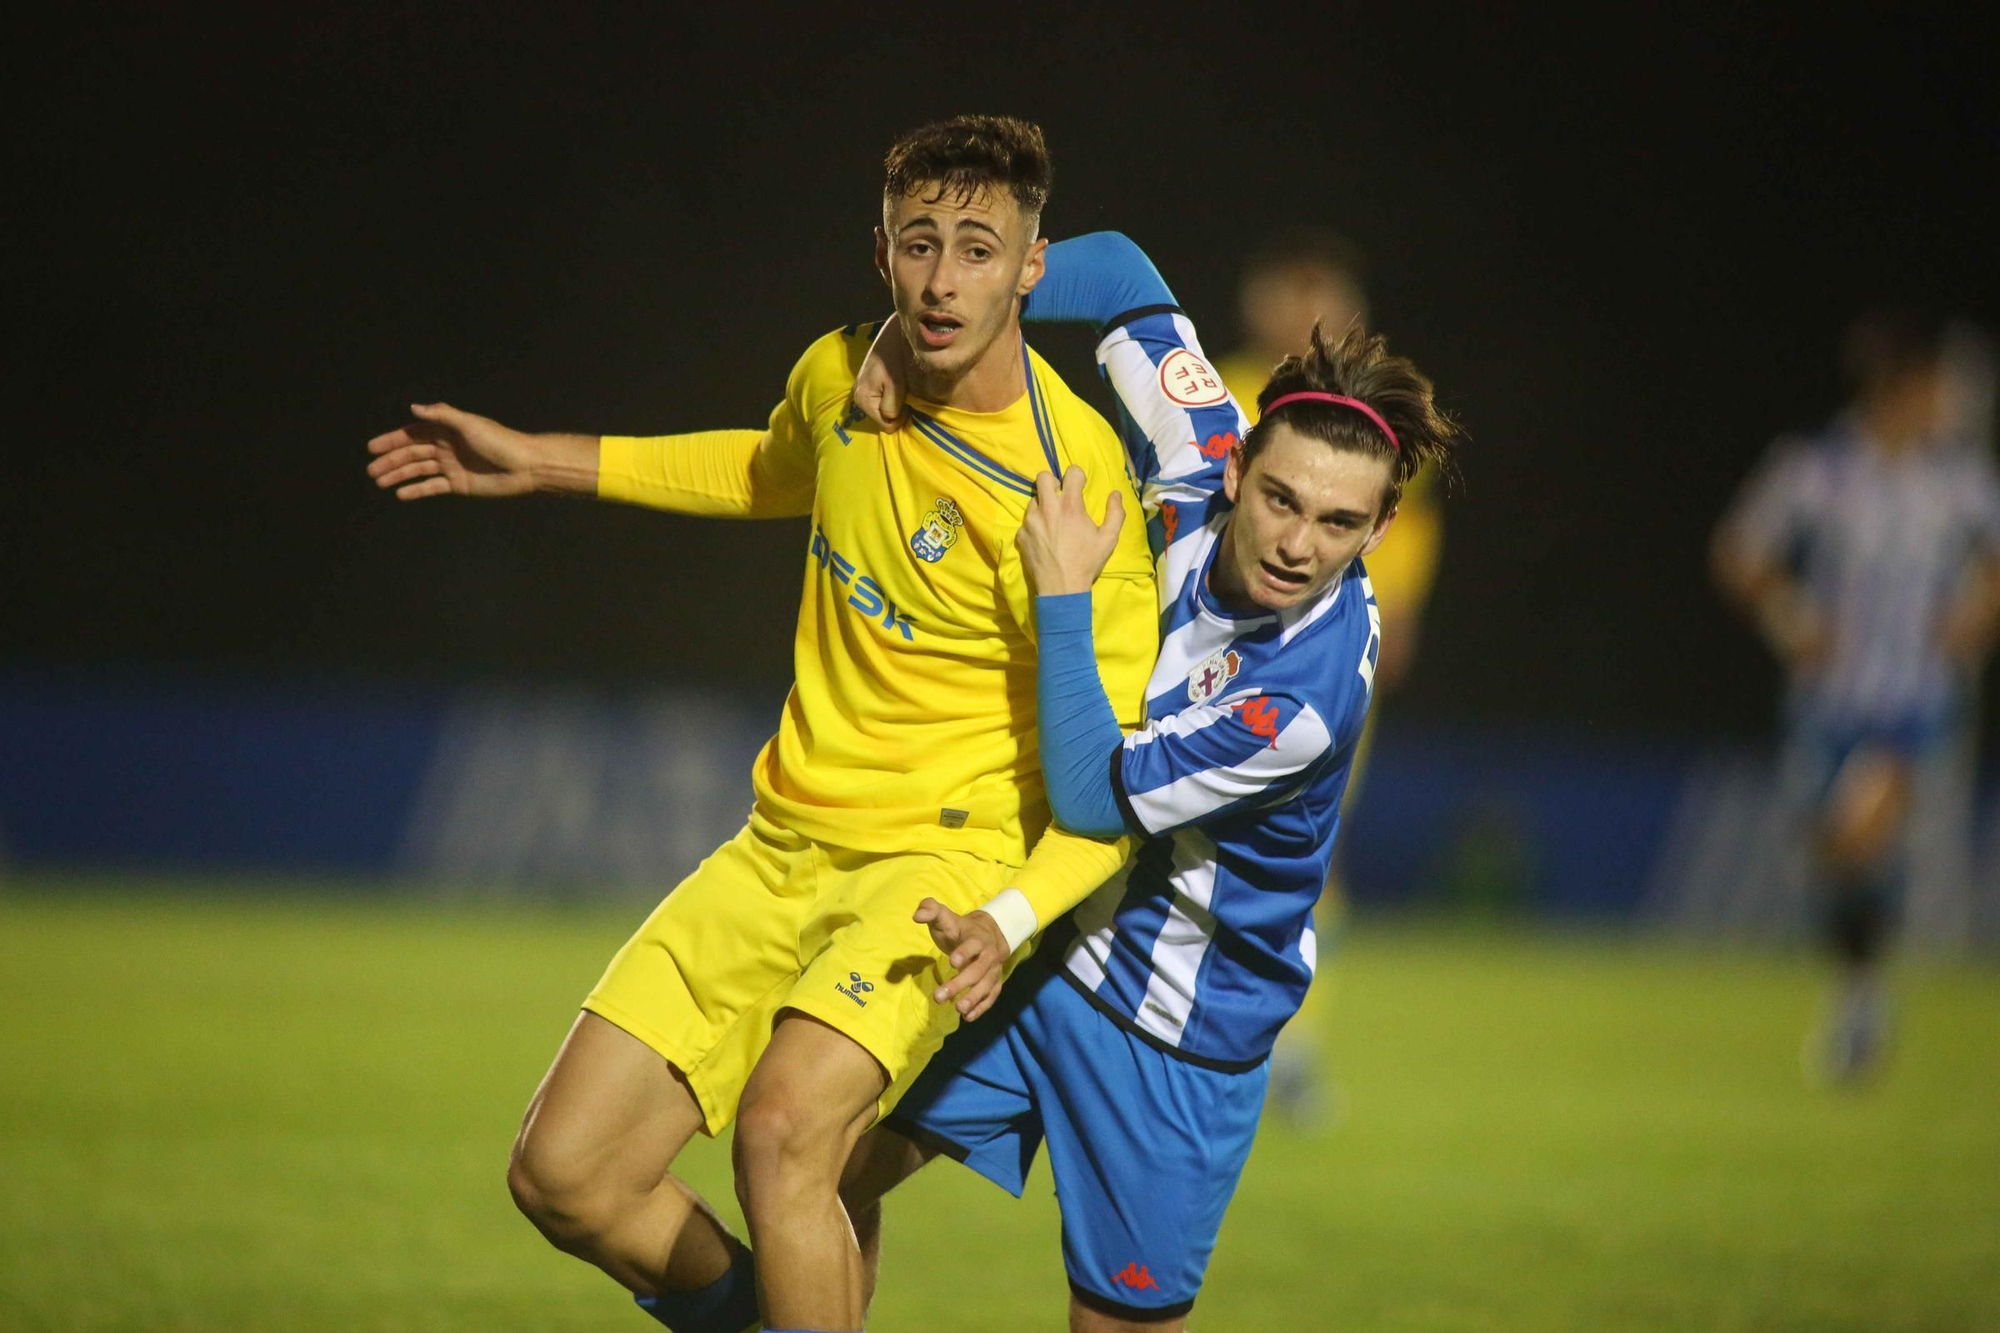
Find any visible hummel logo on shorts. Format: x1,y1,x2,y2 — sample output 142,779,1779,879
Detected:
835,971,875,1007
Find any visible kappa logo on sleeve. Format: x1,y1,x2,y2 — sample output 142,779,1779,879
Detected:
1231,694,1282,747
1195,430,1238,460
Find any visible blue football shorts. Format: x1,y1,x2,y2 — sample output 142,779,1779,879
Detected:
1785,705,1955,807
886,959,1268,1320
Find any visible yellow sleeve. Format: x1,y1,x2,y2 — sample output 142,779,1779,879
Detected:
597,427,813,517
594,334,843,518
1011,825,1137,930
1000,512,1158,929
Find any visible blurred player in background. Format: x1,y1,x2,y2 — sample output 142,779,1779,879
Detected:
843,231,1463,1328
1215,228,1446,1122
367,116,1159,1333
1713,310,2000,1084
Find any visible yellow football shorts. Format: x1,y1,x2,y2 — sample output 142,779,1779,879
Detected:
582,806,1018,1135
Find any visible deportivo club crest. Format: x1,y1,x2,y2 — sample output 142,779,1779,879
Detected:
1187,648,1242,704
909,496,965,563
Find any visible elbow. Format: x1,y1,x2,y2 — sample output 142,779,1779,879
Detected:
1049,796,1129,841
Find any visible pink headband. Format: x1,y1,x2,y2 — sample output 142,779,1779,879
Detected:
1262,391,1400,451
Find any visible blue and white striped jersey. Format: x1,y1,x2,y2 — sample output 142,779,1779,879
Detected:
1052,306,1381,1070
1720,419,2000,729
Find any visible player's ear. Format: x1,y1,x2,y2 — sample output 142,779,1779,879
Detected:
1359,503,1398,559
1222,443,1246,504
1016,235,1048,297
874,226,891,287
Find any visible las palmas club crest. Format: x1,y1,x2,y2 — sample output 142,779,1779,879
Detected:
1188,648,1242,704
910,496,965,563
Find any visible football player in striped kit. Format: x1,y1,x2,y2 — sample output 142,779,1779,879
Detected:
1713,310,2000,1083
843,232,1462,1329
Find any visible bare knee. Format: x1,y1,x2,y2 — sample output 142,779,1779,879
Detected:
1823,753,1911,869
732,1093,831,1211
508,1127,619,1248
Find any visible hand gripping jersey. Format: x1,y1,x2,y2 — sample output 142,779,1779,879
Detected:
596,322,1159,919
1029,235,1382,1069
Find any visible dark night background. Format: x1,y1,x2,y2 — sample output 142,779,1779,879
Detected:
6,6,1996,750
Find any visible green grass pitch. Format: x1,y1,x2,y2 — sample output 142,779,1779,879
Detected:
3,884,1996,1331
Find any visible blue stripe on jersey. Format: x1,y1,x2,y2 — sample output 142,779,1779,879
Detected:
1092,838,1181,1028
1120,695,1336,837
1023,341,1064,478
1123,696,1302,801
908,412,1037,497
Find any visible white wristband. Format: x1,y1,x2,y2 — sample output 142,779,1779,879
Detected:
978,888,1040,955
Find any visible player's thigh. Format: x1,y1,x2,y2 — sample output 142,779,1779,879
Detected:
1070,1298,1186,1333
783,846,1016,1121
838,1120,941,1213
583,811,814,1095
736,1009,889,1165
1031,983,1268,1320
512,1010,706,1201
1824,745,1915,867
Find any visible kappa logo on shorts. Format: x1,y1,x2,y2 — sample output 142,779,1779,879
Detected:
835,971,875,1007
1112,1262,1160,1293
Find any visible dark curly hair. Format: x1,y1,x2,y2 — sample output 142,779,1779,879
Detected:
883,114,1052,228
1248,323,1465,515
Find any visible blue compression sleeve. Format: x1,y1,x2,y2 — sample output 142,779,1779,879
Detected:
1036,592,1131,838
1024,232,1180,329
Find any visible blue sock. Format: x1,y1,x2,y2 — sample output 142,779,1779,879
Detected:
633,1247,759,1333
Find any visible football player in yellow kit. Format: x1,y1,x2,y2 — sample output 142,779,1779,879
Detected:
366,116,1157,1333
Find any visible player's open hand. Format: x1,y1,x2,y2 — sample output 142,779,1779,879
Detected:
1016,465,1125,597
851,320,911,431
914,897,1008,1021
366,403,539,501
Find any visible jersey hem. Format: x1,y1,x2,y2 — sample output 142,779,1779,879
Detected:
1054,959,1271,1075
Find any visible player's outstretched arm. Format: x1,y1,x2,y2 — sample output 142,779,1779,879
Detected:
366,403,599,500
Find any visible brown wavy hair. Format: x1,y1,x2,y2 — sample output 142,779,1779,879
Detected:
1248,323,1465,515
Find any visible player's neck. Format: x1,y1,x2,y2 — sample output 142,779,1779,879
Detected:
1858,401,1927,456
1206,529,1260,615
914,318,1027,414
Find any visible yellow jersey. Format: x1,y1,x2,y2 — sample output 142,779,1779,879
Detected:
598,323,1159,924
1217,350,1443,617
